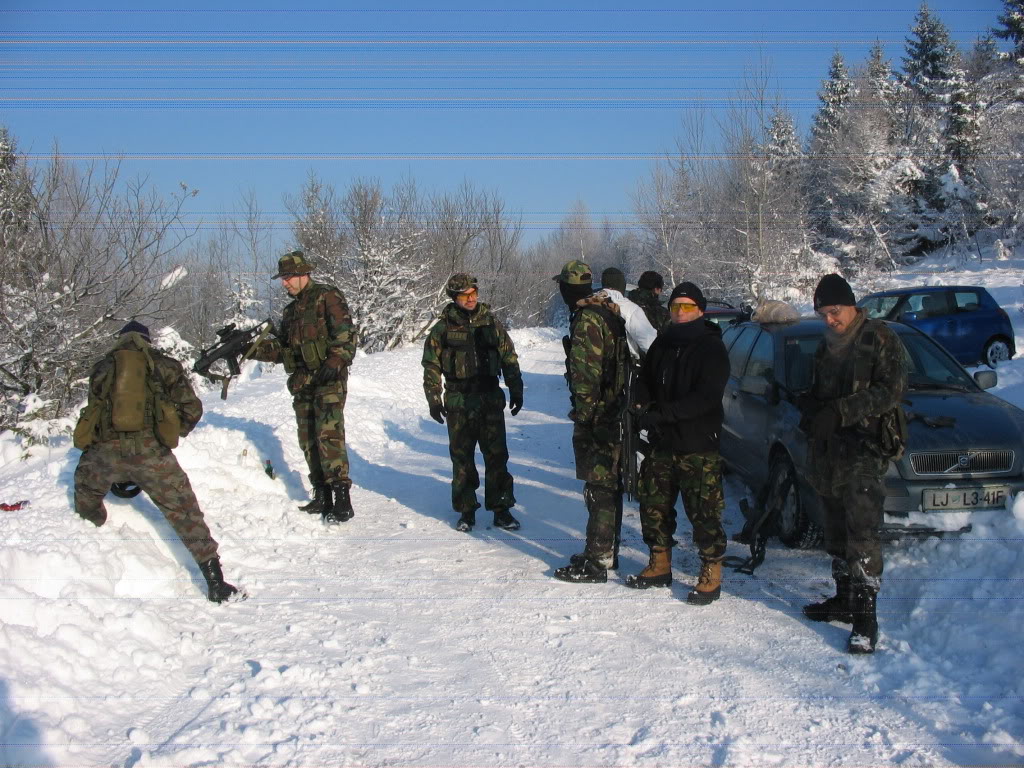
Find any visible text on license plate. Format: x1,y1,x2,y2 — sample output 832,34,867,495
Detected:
924,487,1008,511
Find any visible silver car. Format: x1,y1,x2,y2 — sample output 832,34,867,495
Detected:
720,317,1024,546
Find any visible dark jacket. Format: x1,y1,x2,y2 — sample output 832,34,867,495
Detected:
628,287,670,331
637,319,730,454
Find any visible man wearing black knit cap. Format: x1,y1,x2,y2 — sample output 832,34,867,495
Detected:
799,273,906,654
628,281,731,605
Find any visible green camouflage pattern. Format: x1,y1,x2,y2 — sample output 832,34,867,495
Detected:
806,315,907,497
572,422,623,566
552,259,594,285
421,302,523,408
638,448,726,559
272,250,314,278
566,294,626,426
422,302,521,513
822,474,885,590
445,389,515,513
628,287,670,331
251,280,356,488
446,272,478,296
293,377,350,488
74,347,218,565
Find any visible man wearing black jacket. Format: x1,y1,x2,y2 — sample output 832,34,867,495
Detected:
627,282,731,605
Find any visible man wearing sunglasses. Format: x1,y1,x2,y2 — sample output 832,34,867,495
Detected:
629,282,730,605
248,250,358,525
422,273,524,533
798,273,906,654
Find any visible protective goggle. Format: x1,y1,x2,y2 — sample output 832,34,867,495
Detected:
669,302,701,314
457,288,478,299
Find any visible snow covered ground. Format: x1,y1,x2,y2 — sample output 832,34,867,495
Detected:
2,263,1024,767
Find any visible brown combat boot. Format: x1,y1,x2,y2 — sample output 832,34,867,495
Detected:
624,547,672,589
686,560,722,605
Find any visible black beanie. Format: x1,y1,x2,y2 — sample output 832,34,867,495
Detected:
638,270,664,291
601,267,626,293
813,273,856,310
668,281,707,312
118,320,151,342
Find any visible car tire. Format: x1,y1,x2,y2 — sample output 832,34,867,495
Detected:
768,455,823,550
984,337,1012,368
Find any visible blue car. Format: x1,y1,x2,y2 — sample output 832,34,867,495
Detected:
859,285,1016,368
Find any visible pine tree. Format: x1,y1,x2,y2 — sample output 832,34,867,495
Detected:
994,0,1024,61
811,52,853,142
903,3,959,103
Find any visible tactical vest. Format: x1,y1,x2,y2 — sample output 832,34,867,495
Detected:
73,338,181,451
441,315,502,386
850,320,908,460
281,282,335,374
569,304,628,406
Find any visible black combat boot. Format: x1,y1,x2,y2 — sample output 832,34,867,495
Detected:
322,484,354,525
198,557,239,603
847,586,879,654
492,508,520,531
569,551,618,570
553,556,608,583
803,575,853,623
624,546,672,589
299,485,332,515
455,511,475,532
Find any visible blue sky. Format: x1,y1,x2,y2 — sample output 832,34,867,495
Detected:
1,1,1008,246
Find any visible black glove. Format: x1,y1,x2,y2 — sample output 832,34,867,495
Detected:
809,404,840,443
429,402,448,424
313,358,343,386
509,392,523,416
639,407,666,432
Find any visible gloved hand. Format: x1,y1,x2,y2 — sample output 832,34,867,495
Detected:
809,403,840,442
509,392,523,416
639,407,666,432
313,357,343,386
429,402,448,424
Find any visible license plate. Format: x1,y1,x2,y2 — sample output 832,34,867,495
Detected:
923,487,1008,511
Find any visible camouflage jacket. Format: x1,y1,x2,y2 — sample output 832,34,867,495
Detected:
628,288,670,331
86,334,203,443
422,302,522,407
251,280,356,394
806,312,907,493
565,294,628,426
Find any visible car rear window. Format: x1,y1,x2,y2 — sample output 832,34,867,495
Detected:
859,295,901,319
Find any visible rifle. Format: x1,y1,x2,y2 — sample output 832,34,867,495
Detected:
621,361,641,501
193,320,272,400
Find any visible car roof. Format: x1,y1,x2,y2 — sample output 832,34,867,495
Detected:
861,285,988,298
731,317,918,338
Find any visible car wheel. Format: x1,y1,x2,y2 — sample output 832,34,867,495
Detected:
768,455,822,550
984,337,1012,368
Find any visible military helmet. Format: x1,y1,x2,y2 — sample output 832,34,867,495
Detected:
272,250,314,279
446,272,478,298
552,259,593,285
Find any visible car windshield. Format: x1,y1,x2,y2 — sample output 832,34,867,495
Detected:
859,295,902,319
782,327,977,393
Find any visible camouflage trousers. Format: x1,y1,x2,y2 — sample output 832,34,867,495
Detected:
572,422,623,567
293,378,350,489
638,448,726,560
444,389,515,514
821,471,885,592
73,434,219,564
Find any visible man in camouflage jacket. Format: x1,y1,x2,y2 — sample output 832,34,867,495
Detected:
422,273,524,532
73,321,238,603
552,260,628,583
628,270,670,331
799,273,907,654
250,251,358,525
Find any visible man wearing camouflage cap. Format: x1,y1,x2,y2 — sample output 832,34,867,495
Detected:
422,273,524,532
552,259,629,583
249,250,358,524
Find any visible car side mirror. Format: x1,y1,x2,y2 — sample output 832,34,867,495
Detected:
974,370,997,390
739,375,770,397
899,311,918,322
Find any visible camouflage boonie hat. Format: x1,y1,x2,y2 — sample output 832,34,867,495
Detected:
272,250,314,279
552,259,593,285
446,272,478,297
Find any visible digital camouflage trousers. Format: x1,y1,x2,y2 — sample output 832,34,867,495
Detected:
638,448,726,560
572,422,623,567
821,471,885,592
73,434,219,564
293,380,350,489
444,389,515,514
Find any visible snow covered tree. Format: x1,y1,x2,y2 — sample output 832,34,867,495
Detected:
994,0,1024,62
811,52,853,144
903,3,960,103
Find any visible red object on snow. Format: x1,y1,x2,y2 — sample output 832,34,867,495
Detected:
1,500,30,511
